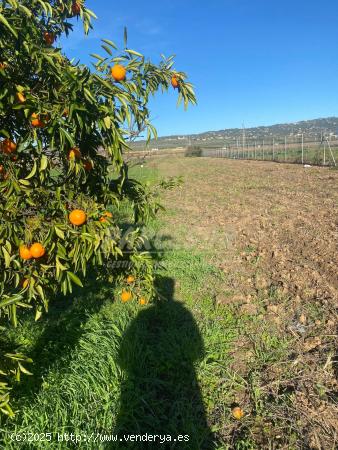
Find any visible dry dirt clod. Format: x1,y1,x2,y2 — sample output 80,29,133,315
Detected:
303,336,322,352
240,303,258,315
232,293,247,303
299,313,307,324
266,304,278,314
215,294,232,305
245,294,252,303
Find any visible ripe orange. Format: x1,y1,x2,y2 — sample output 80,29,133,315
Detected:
232,407,244,420
69,209,87,226
171,76,179,89
22,278,30,289
111,64,126,82
72,1,82,15
31,113,45,128
30,243,46,259
68,147,81,160
0,165,4,173
126,275,135,284
139,297,147,306
121,290,132,302
44,32,55,45
99,211,113,223
83,160,93,171
19,245,32,260
16,92,26,103
1,139,17,154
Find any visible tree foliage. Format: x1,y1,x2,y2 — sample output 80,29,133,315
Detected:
0,0,195,416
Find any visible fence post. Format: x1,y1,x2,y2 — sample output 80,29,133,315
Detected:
301,133,304,164
262,139,265,160
254,141,257,159
272,138,275,160
326,137,337,166
284,136,287,161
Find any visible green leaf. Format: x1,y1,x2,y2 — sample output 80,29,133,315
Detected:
18,179,31,186
83,88,96,103
101,39,117,49
36,0,48,15
35,309,43,321
101,44,112,56
18,363,32,376
0,130,10,138
90,53,105,61
0,296,22,309
86,8,98,19
0,13,18,38
125,49,143,57
103,116,111,129
2,247,11,268
54,226,65,240
36,285,45,302
60,128,75,147
18,4,32,17
67,271,83,287
40,155,48,171
25,161,37,179
10,304,17,328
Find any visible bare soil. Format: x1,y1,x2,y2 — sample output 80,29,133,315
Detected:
148,156,338,448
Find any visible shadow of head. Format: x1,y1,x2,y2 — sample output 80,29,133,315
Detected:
118,276,204,373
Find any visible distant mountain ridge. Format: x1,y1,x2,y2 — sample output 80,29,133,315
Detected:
132,117,338,149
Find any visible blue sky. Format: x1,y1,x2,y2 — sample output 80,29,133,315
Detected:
61,0,338,137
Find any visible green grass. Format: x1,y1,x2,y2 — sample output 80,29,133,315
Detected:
128,164,160,185
0,242,239,449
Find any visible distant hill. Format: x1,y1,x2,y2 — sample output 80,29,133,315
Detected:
131,117,338,149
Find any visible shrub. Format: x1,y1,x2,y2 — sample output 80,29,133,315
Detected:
185,146,202,157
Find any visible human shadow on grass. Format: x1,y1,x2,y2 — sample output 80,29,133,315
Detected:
114,276,215,450
11,275,109,401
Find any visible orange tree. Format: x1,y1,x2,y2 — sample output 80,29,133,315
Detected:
0,0,196,416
